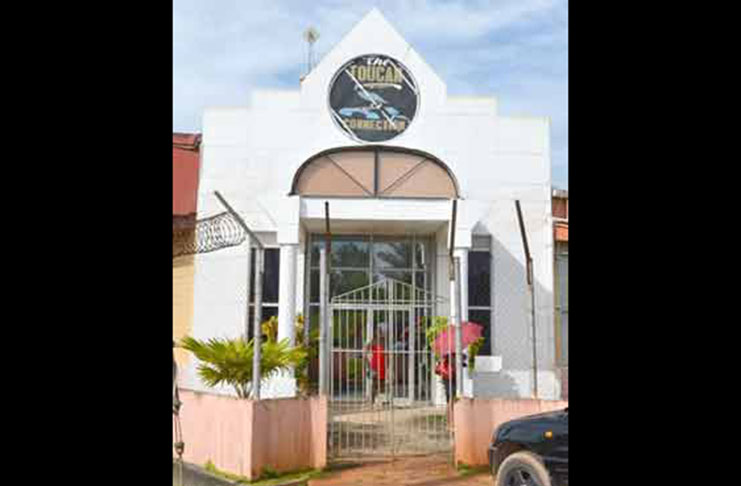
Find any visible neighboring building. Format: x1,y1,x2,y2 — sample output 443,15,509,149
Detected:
182,9,560,401
173,132,201,369
552,188,568,400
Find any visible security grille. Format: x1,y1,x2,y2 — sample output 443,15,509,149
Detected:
328,278,452,459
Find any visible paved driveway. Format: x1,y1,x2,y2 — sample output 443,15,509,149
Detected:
308,454,492,486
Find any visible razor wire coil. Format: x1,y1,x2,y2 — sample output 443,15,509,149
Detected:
173,211,247,258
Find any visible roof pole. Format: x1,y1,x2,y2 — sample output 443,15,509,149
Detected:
515,200,538,399
214,191,265,399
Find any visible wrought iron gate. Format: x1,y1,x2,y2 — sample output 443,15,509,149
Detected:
328,278,452,459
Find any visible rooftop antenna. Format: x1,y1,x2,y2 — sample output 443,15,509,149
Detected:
303,26,319,76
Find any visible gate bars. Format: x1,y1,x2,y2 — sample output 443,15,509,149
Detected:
327,278,451,458
318,200,464,459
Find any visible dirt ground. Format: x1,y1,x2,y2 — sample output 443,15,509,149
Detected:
308,454,492,486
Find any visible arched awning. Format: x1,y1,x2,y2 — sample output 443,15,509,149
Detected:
290,146,459,199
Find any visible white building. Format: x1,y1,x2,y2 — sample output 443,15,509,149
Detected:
183,9,560,401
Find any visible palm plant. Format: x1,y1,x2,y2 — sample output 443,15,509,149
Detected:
180,334,306,399
293,313,319,396
261,315,279,343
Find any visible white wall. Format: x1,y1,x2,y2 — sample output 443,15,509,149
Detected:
187,9,557,399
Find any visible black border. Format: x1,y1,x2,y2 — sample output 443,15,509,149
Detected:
42,1,175,480
31,1,705,482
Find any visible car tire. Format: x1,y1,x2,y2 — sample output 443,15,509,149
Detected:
495,451,552,486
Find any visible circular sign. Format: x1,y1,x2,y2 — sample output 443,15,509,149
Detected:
328,54,419,142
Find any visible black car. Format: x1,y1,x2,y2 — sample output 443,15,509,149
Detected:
489,408,568,486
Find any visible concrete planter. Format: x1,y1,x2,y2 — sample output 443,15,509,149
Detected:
176,389,327,480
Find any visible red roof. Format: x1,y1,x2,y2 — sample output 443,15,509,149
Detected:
555,222,568,242
173,133,201,215
552,197,568,220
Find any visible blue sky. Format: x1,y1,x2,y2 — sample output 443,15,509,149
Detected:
173,0,568,189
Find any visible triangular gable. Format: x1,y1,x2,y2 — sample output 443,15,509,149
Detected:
300,8,447,112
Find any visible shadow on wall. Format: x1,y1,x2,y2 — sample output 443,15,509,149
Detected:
471,222,560,400
471,368,520,399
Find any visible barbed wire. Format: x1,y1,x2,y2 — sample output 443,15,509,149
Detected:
173,211,246,258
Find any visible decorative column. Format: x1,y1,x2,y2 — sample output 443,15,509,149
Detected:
266,242,297,398
453,247,473,397
278,243,298,344
448,248,470,328
455,248,469,322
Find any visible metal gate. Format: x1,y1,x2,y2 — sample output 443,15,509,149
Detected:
328,278,452,459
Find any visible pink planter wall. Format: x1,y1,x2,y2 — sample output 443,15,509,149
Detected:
176,391,565,475
176,389,327,480
251,396,327,476
453,398,568,466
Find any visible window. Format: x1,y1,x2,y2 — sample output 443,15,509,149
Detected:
468,240,492,356
305,234,433,334
555,249,568,366
246,248,280,338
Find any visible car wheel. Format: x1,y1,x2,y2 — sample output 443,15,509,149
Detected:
495,451,551,486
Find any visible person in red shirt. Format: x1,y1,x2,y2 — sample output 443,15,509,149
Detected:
435,353,457,404
435,353,459,429
367,334,386,406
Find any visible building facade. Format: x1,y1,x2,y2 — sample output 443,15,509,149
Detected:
181,9,561,400
173,132,201,369
552,188,568,399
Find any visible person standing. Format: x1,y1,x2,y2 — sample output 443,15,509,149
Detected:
366,334,386,406
435,353,457,429
435,353,456,404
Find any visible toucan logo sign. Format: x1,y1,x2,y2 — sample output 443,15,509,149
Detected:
329,54,419,143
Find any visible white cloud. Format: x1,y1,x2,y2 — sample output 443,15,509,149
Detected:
173,0,568,187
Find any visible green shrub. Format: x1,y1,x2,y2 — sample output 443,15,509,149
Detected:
181,334,306,399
